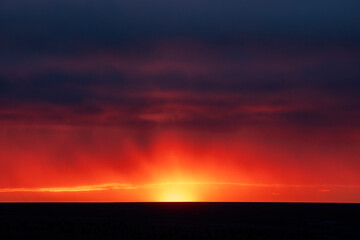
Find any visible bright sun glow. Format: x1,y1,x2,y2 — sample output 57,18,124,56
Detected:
157,183,197,202
161,191,192,202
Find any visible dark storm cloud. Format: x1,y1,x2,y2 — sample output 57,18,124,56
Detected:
1,0,360,53
0,0,359,127
0,77,11,95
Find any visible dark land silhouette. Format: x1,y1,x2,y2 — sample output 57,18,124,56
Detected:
0,202,359,239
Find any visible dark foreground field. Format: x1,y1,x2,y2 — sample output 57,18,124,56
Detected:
0,203,359,239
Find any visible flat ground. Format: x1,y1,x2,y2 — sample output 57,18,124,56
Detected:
0,203,359,239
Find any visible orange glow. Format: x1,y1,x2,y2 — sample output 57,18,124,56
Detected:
0,125,359,202
2,181,359,203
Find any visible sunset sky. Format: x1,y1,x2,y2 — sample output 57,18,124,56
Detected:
0,0,359,202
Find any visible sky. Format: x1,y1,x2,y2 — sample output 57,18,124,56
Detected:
0,0,359,202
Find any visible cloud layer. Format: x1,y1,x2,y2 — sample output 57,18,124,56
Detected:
0,0,359,128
